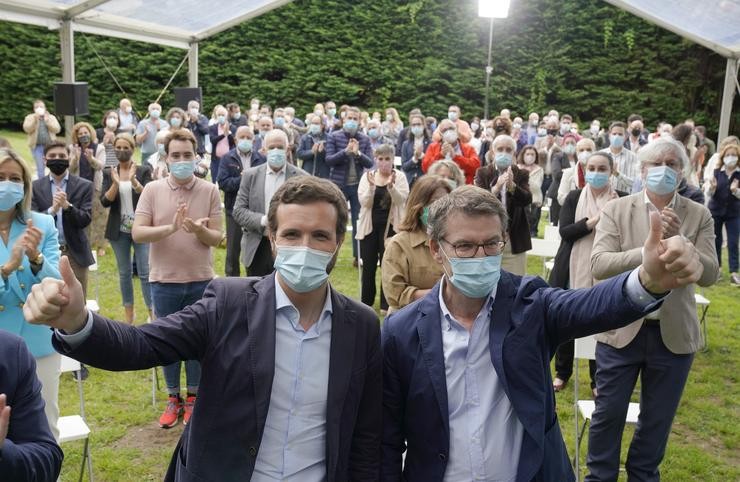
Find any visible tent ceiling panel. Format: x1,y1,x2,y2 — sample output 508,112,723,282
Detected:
605,0,740,58
0,0,292,46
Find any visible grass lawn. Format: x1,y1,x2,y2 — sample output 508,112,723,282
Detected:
1,130,738,481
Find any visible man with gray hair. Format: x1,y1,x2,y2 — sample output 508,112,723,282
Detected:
233,129,307,276
586,138,718,481
474,135,532,275
382,183,705,481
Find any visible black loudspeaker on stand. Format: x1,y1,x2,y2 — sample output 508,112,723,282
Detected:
53,82,89,116
174,87,202,110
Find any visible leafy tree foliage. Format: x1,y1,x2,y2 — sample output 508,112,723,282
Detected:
0,0,736,136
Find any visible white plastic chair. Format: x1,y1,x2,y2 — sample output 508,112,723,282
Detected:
694,291,711,351
572,335,639,481
85,250,100,314
59,355,94,482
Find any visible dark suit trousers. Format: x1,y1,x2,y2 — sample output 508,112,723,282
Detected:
247,236,274,277
586,324,693,482
359,224,393,310
224,212,242,277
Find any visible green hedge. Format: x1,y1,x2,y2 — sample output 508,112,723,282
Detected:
0,0,737,136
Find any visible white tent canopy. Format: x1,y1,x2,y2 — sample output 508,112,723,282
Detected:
0,0,738,139
605,0,740,140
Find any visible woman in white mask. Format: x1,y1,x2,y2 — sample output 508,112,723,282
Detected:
705,143,740,285
548,152,627,393
517,145,543,238
557,138,595,206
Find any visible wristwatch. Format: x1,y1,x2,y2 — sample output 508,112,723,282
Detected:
30,252,44,267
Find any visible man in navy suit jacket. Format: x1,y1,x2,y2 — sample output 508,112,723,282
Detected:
25,177,382,482
0,330,63,481
381,186,704,481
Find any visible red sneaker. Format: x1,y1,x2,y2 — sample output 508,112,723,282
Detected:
159,395,183,428
183,395,196,425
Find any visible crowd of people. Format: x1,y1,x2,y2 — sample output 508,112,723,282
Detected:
0,95,736,481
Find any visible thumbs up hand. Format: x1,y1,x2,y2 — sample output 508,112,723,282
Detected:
638,206,703,294
24,256,87,333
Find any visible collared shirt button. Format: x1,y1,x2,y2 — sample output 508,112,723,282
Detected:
19,283,25,289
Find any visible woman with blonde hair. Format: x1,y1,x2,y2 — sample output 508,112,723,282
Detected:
382,107,404,146
0,147,61,438
70,121,108,255
428,159,465,190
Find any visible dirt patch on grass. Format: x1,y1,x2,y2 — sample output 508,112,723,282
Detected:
111,421,184,452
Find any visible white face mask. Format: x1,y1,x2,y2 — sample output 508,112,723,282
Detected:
35,106,45,116
724,155,738,169
106,117,118,129
442,130,458,144
577,151,592,164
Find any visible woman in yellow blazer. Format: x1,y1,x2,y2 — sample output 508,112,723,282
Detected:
0,148,61,439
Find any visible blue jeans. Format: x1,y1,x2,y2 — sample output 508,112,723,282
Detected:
33,145,45,179
713,215,739,273
150,280,209,393
341,183,360,258
108,232,152,308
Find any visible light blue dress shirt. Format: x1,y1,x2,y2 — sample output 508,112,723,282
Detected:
48,173,68,245
437,268,659,481
439,278,523,482
251,279,333,481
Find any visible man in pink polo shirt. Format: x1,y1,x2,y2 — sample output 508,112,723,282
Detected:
133,128,223,428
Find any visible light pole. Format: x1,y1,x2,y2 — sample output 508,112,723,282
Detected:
478,0,510,121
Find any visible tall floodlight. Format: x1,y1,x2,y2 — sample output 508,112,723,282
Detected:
478,0,510,120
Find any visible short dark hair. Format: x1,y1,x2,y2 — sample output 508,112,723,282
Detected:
561,114,573,122
226,103,240,112
43,140,69,156
164,128,197,154
608,121,626,132
267,177,348,241
627,113,643,123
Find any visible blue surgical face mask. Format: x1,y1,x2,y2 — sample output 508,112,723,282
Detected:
158,144,166,156
420,206,430,227
411,126,424,137
0,181,25,211
327,108,337,117
217,115,226,125
150,110,161,119
563,144,576,155
447,111,458,121
609,134,624,148
237,139,252,153
170,160,195,180
645,165,678,195
495,152,512,169
368,128,380,139
440,245,502,298
309,124,321,135
267,148,287,169
585,171,610,189
169,117,181,128
274,245,336,293
343,119,358,133
275,117,285,127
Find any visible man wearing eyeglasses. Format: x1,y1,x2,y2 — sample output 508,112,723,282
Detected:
381,184,705,481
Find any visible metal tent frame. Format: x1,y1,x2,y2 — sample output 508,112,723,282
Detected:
0,0,737,140
0,0,293,133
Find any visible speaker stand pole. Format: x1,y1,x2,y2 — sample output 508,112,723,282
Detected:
60,19,76,143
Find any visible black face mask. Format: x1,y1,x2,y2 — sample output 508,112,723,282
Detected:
631,128,641,137
494,125,506,132
547,129,559,136
116,150,133,162
47,159,69,176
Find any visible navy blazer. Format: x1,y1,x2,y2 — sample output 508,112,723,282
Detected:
53,275,382,482
31,174,95,267
217,148,265,213
381,270,660,482
400,137,431,187
297,133,330,179
0,330,63,480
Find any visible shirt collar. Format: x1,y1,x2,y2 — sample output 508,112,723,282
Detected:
166,174,197,191
642,189,678,209
267,165,286,176
437,276,496,331
274,276,333,334
49,172,69,183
